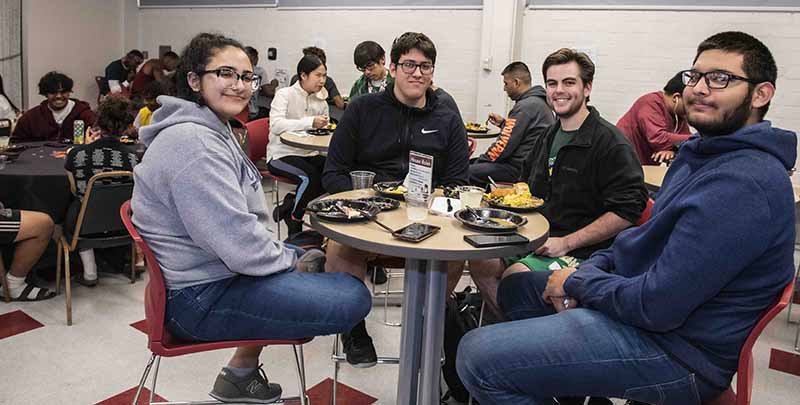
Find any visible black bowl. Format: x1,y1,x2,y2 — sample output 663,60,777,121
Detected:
372,181,407,200
357,196,400,211
306,128,333,136
454,208,527,233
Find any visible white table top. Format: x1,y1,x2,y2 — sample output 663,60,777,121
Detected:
279,131,331,152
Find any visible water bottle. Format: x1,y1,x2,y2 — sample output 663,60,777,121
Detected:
73,120,85,144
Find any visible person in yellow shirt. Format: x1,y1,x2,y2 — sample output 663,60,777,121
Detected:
133,81,165,129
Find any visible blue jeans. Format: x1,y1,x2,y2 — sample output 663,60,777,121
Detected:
456,271,719,404
165,257,371,341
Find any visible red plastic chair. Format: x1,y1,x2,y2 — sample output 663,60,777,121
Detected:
245,118,299,239
704,280,795,405
119,200,311,405
636,198,655,226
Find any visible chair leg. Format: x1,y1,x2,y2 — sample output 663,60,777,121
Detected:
149,355,161,404
788,264,799,323
132,354,157,405
55,238,62,294
274,179,282,240
130,242,136,284
332,334,340,405
63,240,73,326
293,345,309,405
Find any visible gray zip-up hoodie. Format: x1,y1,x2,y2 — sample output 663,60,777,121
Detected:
132,96,297,290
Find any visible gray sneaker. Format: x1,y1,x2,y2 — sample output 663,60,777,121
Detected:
209,365,282,404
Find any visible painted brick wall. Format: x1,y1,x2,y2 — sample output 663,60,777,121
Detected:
520,9,800,174
134,7,483,120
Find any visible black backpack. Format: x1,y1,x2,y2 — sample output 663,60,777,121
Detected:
442,287,482,404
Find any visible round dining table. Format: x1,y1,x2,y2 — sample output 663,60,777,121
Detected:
310,189,550,405
0,142,72,223
279,131,331,152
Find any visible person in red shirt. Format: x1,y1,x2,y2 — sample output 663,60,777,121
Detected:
617,72,691,165
11,72,96,142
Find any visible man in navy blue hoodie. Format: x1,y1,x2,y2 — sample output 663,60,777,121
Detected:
457,31,796,405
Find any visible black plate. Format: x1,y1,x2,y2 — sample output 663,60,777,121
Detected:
357,196,400,211
372,181,407,200
454,208,527,233
486,199,543,213
2,145,26,153
306,128,333,136
307,199,380,223
465,124,489,133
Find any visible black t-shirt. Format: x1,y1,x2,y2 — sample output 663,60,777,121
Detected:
64,137,139,200
105,59,129,82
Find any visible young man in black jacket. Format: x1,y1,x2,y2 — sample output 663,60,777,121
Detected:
469,48,647,316
323,32,470,368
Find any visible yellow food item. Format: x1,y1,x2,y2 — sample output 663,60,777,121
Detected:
485,182,543,208
326,123,337,130
465,122,488,132
385,185,408,194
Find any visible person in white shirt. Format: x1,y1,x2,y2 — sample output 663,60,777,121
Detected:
0,74,20,122
267,55,329,235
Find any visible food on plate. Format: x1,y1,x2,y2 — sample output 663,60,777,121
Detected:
383,184,407,195
325,122,337,130
485,182,544,208
464,122,488,132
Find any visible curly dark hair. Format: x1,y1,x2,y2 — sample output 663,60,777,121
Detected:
38,71,73,96
95,96,134,137
173,32,247,105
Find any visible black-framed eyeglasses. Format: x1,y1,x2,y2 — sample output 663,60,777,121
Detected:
397,60,434,75
199,67,261,90
357,62,378,72
680,69,760,90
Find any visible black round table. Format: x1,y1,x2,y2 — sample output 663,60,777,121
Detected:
0,142,73,223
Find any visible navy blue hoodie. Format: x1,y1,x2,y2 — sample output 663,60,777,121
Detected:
565,121,797,390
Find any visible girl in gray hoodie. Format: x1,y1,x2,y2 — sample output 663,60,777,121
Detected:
131,33,370,404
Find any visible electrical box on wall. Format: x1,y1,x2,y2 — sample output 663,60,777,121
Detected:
267,47,277,61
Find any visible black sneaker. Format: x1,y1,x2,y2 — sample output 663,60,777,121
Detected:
368,266,388,285
342,321,378,368
272,193,296,223
209,365,282,404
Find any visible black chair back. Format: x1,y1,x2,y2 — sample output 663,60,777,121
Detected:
70,171,133,241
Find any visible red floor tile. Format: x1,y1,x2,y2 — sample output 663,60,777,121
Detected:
285,378,378,405
130,319,148,334
0,310,44,340
95,387,167,405
769,348,800,377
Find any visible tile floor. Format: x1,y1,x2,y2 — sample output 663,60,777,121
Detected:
1,189,799,404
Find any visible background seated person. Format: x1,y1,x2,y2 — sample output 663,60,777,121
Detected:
103,49,144,96
617,71,691,165
134,80,166,129
129,51,179,98
64,97,139,286
0,205,55,301
131,33,370,403
290,46,346,111
470,61,554,188
268,54,330,236
469,48,647,322
349,40,393,100
244,46,278,120
12,71,96,142
0,73,21,122
323,32,470,369
457,31,794,405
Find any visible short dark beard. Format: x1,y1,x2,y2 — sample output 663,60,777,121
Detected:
691,87,754,137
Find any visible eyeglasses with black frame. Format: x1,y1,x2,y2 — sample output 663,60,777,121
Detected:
199,67,261,91
680,69,760,90
396,60,435,75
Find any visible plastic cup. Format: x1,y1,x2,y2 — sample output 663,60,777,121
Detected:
0,136,9,150
350,170,376,190
0,155,7,170
406,192,431,221
459,186,484,208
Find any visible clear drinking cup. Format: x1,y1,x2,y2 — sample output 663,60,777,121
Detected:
406,191,431,221
350,170,376,190
459,186,484,208
0,136,9,150
0,155,7,170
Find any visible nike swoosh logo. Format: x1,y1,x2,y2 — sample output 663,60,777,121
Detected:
421,129,439,134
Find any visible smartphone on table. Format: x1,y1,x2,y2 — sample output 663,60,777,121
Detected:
392,223,441,243
464,233,529,248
